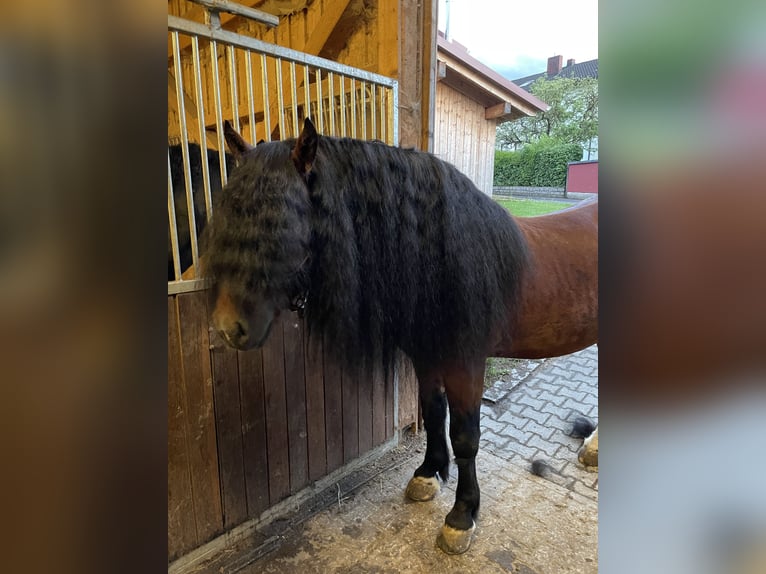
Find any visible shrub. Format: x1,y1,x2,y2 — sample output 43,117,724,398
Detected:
494,141,583,187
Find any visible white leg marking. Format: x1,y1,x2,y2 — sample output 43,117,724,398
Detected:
578,427,599,468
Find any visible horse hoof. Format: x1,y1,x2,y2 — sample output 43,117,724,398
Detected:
436,522,475,554
405,476,440,501
578,428,598,467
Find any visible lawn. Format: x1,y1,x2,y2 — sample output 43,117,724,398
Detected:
494,197,572,217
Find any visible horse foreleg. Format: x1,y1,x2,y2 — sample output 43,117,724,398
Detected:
437,404,481,554
406,373,449,502
436,363,484,554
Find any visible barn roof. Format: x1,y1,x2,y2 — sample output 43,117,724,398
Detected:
436,32,549,122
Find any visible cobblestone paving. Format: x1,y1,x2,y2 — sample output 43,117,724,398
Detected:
480,345,599,500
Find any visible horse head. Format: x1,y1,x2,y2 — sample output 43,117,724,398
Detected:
206,119,317,350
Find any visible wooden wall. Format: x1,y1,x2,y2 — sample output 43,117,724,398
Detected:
168,290,396,561
433,81,497,195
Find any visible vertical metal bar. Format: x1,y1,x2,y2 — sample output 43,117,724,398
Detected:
391,82,399,146
350,78,357,138
168,151,182,282
261,54,271,141
289,61,299,137
275,58,285,140
171,31,200,273
245,50,257,143
361,80,367,140
210,40,228,185
327,72,336,136
339,75,347,137
228,45,240,134
191,36,213,222
379,86,386,144
315,69,324,134
370,83,377,140
303,66,311,124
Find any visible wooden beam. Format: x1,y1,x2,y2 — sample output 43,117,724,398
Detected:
437,60,447,81
421,0,438,152
168,70,199,120
377,0,399,79
485,101,512,120
303,0,353,55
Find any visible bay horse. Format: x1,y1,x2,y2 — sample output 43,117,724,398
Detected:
204,118,597,554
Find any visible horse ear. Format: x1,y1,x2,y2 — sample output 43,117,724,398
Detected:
223,120,254,158
291,117,318,178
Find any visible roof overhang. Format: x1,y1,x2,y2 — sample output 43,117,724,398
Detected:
437,35,549,122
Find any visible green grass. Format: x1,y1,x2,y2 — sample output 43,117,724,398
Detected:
494,197,572,217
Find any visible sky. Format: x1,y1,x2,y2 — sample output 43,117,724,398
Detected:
437,0,598,81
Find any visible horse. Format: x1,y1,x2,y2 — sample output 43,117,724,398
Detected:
167,137,237,281
203,118,598,554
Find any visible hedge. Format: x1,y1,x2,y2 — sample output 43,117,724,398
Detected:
494,141,583,187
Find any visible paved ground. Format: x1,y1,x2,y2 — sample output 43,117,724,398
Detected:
481,345,599,500
181,345,598,574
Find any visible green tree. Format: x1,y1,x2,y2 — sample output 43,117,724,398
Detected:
497,76,598,155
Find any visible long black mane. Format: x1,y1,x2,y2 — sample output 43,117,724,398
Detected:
204,133,529,367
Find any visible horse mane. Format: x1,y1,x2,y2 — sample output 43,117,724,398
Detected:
204,134,530,368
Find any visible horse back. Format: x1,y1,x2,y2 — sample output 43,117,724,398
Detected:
495,198,598,359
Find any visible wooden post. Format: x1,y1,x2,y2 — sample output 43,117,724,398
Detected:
398,0,437,151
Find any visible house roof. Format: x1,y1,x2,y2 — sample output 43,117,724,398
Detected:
513,58,599,91
436,32,549,121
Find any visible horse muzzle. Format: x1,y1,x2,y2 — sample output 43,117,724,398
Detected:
215,315,275,351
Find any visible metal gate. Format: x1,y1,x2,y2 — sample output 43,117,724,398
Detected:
168,0,399,291
168,1,401,564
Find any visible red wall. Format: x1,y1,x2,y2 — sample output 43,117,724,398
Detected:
566,161,598,194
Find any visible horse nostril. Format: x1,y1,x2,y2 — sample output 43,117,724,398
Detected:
235,320,247,341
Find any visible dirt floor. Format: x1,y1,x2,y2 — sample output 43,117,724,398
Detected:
182,431,597,574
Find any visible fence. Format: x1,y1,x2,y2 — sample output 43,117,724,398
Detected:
168,1,399,293
492,186,567,199
168,1,402,564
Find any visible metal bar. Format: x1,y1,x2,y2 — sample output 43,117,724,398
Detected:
370,84,377,140
209,40,228,186
328,72,336,136
379,86,385,144
228,45,240,133
245,50,257,144
191,36,214,222
303,66,311,126
361,81,367,140
391,83,399,146
315,68,324,134
169,15,397,88
275,58,285,140
339,76,347,137
186,0,279,27
290,61,299,138
261,53,271,140
171,31,200,272
350,78,357,138
168,151,182,282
